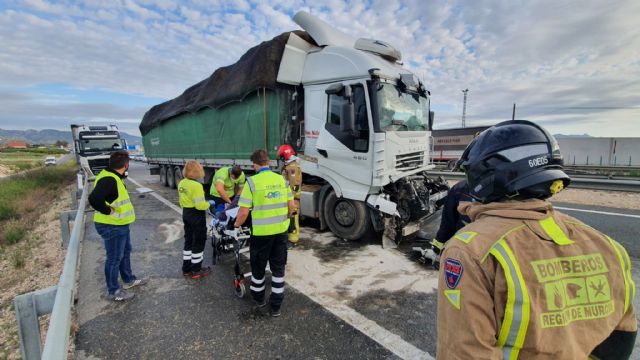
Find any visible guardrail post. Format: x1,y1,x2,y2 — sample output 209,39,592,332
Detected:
14,286,58,360
59,210,77,248
70,190,78,210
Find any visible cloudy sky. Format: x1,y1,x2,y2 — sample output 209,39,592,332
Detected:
0,0,638,137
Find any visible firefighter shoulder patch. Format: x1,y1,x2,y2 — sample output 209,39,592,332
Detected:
444,258,464,289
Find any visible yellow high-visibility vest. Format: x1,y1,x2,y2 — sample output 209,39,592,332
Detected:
178,178,210,210
239,170,292,236
93,170,136,226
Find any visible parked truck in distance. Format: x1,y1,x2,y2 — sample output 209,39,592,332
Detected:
141,11,449,246
71,124,127,176
431,126,490,170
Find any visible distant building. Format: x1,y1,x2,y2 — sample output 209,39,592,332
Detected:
6,140,28,149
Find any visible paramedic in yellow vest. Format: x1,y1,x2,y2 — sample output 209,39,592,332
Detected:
234,149,294,317
89,151,148,302
210,165,245,211
277,144,302,247
436,120,637,359
178,160,211,279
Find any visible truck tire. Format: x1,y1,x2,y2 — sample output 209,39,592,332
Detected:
173,166,183,186
167,165,176,189
323,190,371,241
160,166,168,186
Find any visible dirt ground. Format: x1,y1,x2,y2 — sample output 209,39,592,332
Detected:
447,180,640,210
0,164,11,177
0,184,74,359
551,187,640,210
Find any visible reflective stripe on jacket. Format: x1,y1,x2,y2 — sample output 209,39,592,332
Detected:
178,178,210,211
436,199,637,360
238,170,292,236
93,170,135,225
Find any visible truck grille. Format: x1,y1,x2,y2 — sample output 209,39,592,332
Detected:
395,151,424,171
89,158,110,175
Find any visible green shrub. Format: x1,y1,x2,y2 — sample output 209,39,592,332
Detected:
11,248,26,269
2,220,28,245
0,203,17,221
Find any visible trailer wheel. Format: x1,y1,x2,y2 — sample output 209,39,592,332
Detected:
173,166,183,186
167,165,176,189
160,166,168,187
323,190,371,241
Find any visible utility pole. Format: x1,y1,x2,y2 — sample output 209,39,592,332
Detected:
512,103,516,120
461,89,469,128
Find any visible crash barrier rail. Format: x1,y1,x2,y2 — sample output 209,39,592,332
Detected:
427,171,640,193
13,172,89,360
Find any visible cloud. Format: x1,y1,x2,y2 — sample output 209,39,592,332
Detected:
0,0,638,138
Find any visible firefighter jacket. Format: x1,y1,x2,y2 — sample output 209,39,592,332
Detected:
282,158,302,200
178,178,210,211
92,170,135,225
239,169,293,236
437,199,636,360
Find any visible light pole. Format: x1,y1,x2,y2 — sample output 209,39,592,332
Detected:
461,89,469,128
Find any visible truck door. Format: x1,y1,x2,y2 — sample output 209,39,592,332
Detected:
315,82,373,196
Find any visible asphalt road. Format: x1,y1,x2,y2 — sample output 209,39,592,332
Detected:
74,162,640,359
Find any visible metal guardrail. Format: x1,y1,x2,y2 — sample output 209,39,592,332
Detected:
427,171,640,193
13,174,89,360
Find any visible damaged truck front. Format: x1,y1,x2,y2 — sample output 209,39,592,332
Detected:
285,12,449,246
140,11,448,246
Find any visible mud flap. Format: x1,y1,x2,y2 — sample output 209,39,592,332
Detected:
382,217,398,249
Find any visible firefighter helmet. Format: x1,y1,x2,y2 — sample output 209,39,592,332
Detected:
459,120,570,203
277,144,295,161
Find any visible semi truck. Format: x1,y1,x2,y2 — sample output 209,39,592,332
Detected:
71,124,127,176
140,11,449,246
431,126,490,169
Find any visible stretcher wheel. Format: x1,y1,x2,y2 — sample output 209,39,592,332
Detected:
234,279,246,298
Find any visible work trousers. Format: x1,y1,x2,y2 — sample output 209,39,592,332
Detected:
182,207,207,273
249,232,288,311
95,223,136,295
288,199,300,243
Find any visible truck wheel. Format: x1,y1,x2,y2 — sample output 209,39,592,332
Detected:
173,166,183,186
167,166,176,189
323,190,371,241
160,166,168,186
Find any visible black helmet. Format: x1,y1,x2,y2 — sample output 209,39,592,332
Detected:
460,120,570,203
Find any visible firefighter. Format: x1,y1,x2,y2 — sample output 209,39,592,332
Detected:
210,165,245,213
277,144,302,247
234,149,295,317
177,160,211,279
437,120,637,359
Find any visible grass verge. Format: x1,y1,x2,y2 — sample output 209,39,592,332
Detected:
0,161,76,246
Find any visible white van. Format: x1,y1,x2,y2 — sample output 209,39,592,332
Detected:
45,156,57,166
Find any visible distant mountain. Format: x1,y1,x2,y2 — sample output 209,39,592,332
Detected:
0,128,142,146
553,134,592,138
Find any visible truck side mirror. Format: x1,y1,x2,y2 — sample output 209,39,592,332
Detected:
429,111,435,131
325,83,344,95
341,86,355,133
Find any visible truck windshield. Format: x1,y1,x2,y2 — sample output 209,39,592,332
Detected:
376,83,429,132
80,139,124,152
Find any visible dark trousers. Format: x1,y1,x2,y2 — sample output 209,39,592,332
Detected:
95,223,136,295
182,208,207,273
249,232,288,311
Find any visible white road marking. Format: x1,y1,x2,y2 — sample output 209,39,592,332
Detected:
555,206,640,219
129,175,434,360
128,177,182,214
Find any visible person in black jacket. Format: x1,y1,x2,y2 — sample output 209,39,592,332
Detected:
89,151,147,302
427,180,473,269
